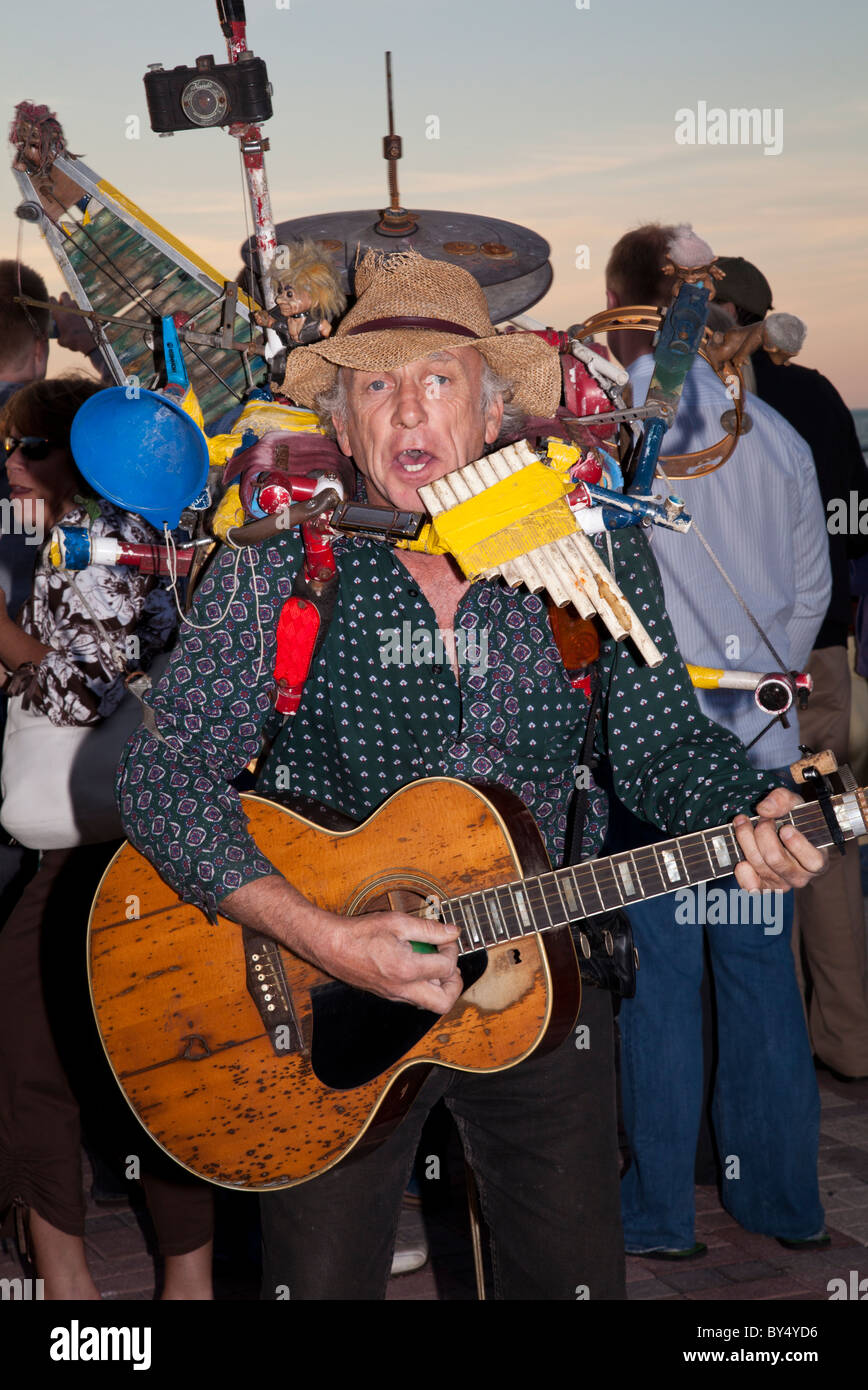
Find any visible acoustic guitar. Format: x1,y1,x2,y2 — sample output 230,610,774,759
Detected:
88,774,866,1190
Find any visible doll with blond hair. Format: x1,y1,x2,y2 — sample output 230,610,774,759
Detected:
255,238,346,346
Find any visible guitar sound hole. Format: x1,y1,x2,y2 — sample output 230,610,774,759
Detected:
307,881,490,1089
512,949,522,964
309,949,489,1090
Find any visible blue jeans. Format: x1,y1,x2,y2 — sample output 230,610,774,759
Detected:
619,877,823,1248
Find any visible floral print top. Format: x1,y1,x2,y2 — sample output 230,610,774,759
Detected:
17,500,176,727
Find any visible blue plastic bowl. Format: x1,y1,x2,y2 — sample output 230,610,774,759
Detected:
70,388,210,530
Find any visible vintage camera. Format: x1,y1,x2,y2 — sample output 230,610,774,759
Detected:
144,53,272,134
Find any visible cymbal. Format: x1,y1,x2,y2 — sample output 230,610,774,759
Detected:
240,208,553,321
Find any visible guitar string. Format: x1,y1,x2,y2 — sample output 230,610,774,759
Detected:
455,813,842,914
459,805,843,902
433,799,854,940
407,797,857,939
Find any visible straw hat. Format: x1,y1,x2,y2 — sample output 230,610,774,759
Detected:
280,249,561,417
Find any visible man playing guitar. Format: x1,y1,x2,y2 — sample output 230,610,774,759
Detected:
118,251,826,1299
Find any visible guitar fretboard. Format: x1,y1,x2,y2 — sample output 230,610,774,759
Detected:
438,790,866,957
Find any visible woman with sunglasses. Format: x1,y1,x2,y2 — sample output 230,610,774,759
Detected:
0,377,177,719
0,375,215,1299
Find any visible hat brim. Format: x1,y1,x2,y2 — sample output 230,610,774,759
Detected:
280,329,561,418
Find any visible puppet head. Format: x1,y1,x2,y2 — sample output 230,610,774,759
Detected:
269,239,346,322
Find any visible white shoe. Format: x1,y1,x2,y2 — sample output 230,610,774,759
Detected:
390,1197,429,1276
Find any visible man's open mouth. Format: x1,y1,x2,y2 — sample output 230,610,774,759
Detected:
394,448,436,474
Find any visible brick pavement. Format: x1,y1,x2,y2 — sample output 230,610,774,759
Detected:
1,1069,866,1302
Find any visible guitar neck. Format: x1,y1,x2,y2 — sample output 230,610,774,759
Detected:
440,787,868,959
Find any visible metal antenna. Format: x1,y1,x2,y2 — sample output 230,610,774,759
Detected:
376,51,417,236
385,51,399,210
386,53,395,142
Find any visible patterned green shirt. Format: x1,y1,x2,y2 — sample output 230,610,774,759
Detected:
118,524,775,917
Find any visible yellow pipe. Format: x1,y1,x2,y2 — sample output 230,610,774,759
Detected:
686,663,723,689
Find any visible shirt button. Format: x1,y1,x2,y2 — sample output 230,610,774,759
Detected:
407,587,419,597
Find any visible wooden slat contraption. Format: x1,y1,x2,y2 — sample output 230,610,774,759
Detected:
419,441,662,666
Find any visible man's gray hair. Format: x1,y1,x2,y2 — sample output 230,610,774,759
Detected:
480,359,526,439
314,356,526,443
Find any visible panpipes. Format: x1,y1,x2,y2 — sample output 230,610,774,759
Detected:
418,441,662,668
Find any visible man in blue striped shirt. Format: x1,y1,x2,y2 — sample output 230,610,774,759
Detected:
605,223,831,1259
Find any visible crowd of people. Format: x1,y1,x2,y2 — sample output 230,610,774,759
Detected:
0,223,866,1300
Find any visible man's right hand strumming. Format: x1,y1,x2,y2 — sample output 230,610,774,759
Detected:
221,874,463,1014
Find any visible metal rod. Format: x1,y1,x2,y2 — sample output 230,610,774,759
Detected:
386,51,395,136
562,404,662,428
465,1163,486,1302
220,6,277,311
385,52,399,209
15,293,152,333
11,168,127,386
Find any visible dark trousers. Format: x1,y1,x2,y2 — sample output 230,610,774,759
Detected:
260,983,625,1301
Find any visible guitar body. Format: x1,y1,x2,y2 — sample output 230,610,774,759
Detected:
88,778,581,1190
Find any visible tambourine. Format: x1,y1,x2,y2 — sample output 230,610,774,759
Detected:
569,306,748,479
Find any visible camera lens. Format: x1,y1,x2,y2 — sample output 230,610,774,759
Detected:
181,77,229,127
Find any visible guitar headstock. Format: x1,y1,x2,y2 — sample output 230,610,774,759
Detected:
789,750,868,845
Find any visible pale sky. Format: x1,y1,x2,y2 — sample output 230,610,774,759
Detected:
5,0,866,403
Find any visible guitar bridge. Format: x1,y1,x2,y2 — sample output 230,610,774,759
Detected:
242,927,305,1056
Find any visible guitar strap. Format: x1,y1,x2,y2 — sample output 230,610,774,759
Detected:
565,663,602,867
